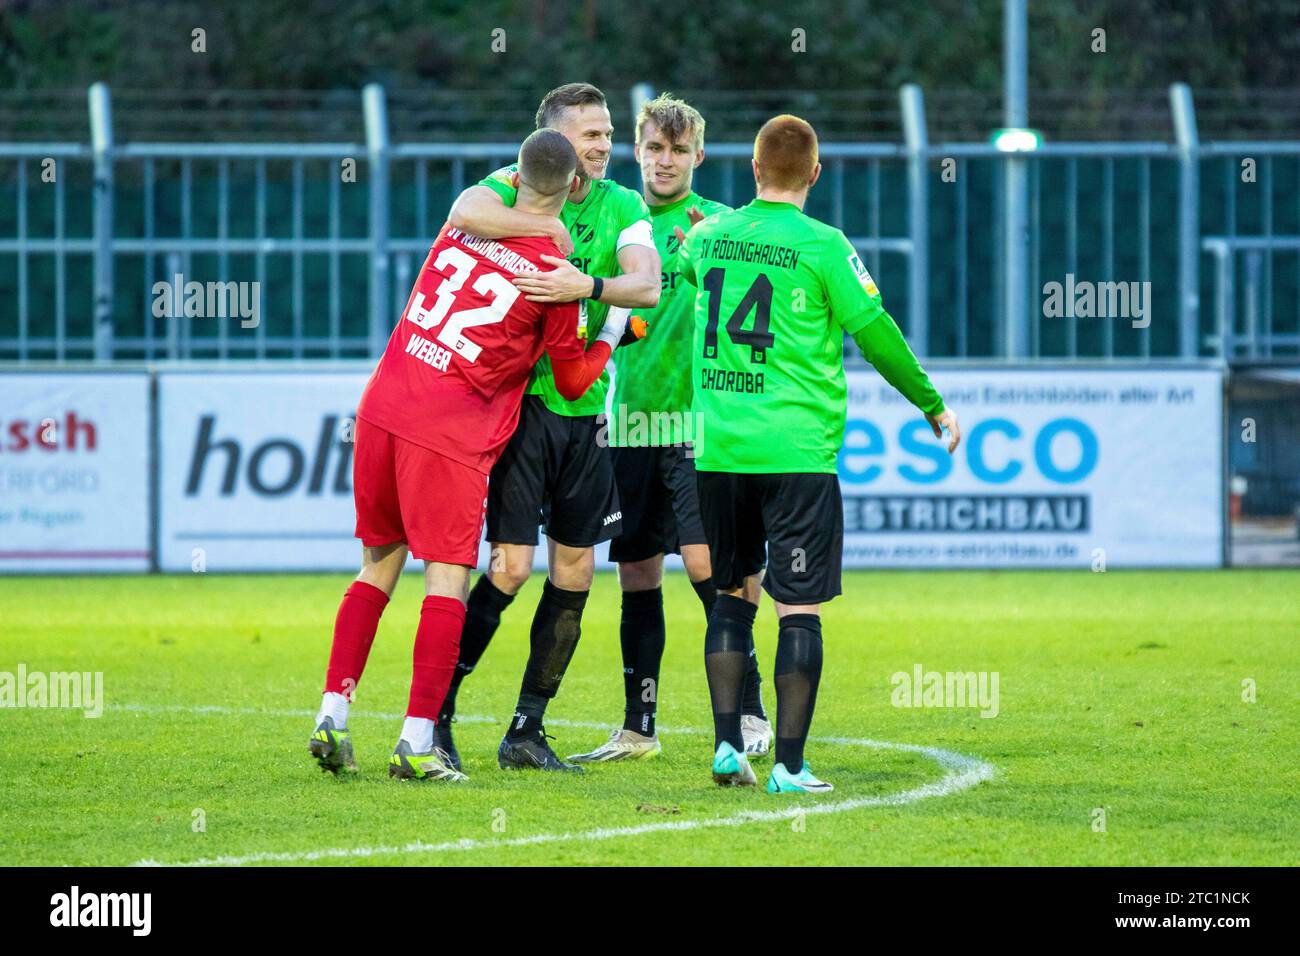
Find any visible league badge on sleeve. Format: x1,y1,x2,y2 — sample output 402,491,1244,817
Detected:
847,252,879,297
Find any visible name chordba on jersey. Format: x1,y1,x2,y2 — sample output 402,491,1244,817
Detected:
700,367,765,394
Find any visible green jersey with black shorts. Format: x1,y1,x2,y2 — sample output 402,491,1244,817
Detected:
679,198,944,602
479,165,653,418
608,191,729,563
477,166,654,547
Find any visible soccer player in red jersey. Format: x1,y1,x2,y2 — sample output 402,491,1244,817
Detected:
307,130,628,782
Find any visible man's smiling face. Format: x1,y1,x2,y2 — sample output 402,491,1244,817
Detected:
554,103,614,183
636,119,702,203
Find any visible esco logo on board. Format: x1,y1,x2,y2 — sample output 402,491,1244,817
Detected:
839,416,1099,485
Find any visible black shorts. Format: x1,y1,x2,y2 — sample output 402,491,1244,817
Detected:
608,445,708,563
485,395,622,548
696,471,843,606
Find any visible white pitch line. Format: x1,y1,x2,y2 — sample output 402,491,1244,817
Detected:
116,703,995,867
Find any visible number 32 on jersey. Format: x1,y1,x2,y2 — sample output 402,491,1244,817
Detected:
406,245,518,363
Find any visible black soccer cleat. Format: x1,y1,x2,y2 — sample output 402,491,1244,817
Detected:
309,716,358,775
432,719,461,773
497,729,584,772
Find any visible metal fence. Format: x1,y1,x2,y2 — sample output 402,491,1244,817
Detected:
1,82,1298,365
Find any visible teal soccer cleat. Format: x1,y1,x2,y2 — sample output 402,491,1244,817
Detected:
711,741,757,787
767,762,834,794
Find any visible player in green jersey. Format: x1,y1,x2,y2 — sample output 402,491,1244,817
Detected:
679,115,961,793
434,83,661,773
567,94,773,764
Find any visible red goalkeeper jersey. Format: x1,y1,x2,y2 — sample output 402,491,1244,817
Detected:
358,226,586,474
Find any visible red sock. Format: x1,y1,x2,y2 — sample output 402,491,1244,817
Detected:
323,581,390,697
407,595,467,720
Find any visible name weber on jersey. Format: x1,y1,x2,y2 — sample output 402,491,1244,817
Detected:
403,331,454,371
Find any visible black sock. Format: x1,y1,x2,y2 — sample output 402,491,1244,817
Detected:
440,574,514,722
704,593,756,752
509,579,588,738
773,614,823,773
508,692,548,738
620,587,665,737
740,630,766,720
694,578,764,719
690,576,717,622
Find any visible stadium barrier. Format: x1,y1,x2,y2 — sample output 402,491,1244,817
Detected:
2,83,1299,365
0,364,1227,574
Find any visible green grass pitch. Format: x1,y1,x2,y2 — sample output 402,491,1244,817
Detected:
1,570,1296,866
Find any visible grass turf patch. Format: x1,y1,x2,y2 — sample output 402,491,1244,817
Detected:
0,569,1295,866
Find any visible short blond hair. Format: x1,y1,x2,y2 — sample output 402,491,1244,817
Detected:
754,114,819,190
636,93,705,152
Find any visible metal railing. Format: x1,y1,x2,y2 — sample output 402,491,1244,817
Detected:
1203,236,1300,358
2,82,1298,365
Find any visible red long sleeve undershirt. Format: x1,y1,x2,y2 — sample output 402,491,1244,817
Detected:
550,341,612,401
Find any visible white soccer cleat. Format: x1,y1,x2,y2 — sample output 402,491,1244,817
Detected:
740,714,774,759
767,762,834,794
567,728,662,763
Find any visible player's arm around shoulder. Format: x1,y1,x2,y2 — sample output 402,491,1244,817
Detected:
823,226,961,453
447,170,573,256
514,185,659,307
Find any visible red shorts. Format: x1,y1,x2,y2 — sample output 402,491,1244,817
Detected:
352,417,488,566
